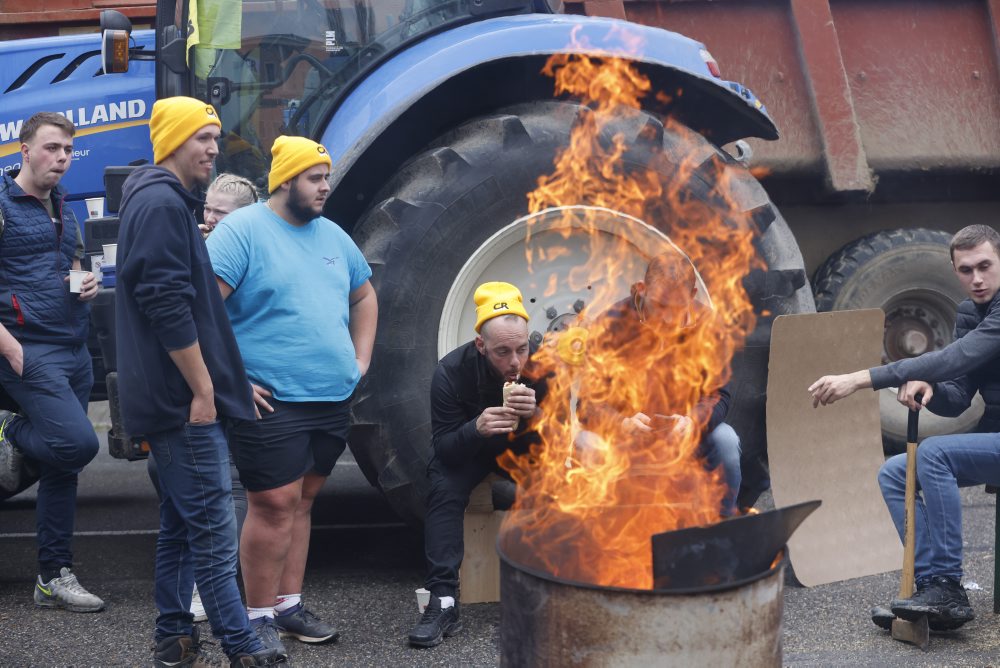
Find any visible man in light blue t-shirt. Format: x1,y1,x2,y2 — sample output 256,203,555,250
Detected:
206,136,378,657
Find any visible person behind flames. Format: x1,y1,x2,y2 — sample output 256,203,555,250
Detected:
576,250,743,517
408,281,543,648
809,224,1000,631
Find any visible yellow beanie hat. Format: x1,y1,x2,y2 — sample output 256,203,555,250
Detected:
150,97,221,164
268,136,332,193
474,282,530,333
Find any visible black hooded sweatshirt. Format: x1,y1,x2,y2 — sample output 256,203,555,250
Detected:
114,165,254,435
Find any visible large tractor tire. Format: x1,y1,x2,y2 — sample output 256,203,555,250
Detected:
349,101,812,523
813,228,983,453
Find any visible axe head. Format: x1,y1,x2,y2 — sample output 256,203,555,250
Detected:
891,616,929,651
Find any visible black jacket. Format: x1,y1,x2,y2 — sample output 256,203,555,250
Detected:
114,165,255,435
430,340,543,467
870,292,1000,432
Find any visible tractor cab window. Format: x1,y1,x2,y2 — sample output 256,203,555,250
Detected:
187,0,471,190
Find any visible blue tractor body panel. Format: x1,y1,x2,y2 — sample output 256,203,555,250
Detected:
321,14,775,184
0,30,155,223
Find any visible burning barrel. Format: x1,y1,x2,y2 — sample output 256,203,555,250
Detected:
498,501,819,667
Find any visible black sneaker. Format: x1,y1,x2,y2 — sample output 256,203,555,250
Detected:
229,648,289,666
408,595,462,648
891,575,975,629
274,603,338,643
153,626,222,667
249,617,288,659
871,601,967,632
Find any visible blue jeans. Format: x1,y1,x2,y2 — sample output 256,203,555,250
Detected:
0,341,98,573
878,431,1000,581
148,421,262,657
699,422,742,516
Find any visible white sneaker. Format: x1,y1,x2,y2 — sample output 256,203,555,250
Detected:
190,585,207,622
34,567,104,613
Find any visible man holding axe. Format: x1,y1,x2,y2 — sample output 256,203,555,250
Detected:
809,224,1000,631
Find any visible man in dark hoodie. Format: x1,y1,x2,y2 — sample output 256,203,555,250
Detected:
0,111,103,613
810,224,1000,632
115,96,282,667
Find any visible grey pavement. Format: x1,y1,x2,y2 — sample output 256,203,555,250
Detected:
1,414,1000,666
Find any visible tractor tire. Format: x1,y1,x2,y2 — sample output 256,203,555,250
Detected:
813,228,983,454
350,100,812,523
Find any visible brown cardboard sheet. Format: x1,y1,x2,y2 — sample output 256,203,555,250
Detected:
767,309,901,587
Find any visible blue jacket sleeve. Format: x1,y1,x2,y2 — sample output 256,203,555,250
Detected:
124,202,199,351
696,383,731,433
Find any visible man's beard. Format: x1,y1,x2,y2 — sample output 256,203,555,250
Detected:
287,179,323,223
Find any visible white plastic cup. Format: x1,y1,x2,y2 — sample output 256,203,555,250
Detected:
85,197,105,219
102,244,118,266
69,270,88,294
415,588,431,614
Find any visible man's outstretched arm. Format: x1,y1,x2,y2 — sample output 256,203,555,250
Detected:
808,369,872,407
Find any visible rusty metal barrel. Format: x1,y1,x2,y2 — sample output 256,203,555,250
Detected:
499,546,784,667
496,501,822,667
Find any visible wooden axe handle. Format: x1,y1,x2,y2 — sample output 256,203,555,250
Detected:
899,405,920,599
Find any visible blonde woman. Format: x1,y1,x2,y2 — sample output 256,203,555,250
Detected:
201,173,259,235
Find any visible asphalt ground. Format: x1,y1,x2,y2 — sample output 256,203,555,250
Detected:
1,409,999,666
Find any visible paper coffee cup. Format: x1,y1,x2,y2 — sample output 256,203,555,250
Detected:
85,197,105,219
69,270,88,294
415,588,431,614
102,244,118,266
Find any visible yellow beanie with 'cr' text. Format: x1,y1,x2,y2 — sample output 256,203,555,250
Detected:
474,282,530,333
150,97,221,164
268,136,333,193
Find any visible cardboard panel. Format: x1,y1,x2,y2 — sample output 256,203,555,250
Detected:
767,310,901,586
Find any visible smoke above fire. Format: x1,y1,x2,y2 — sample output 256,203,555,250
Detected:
497,32,762,590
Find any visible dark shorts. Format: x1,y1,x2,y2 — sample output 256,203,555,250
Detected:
228,398,350,492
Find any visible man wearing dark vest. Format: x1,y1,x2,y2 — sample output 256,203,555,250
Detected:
0,112,103,612
809,224,1000,631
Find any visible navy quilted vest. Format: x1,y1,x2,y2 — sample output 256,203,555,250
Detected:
0,173,89,345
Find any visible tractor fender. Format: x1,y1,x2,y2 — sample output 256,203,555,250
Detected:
322,15,777,226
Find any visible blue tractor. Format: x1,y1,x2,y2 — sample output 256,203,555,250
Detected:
3,0,813,516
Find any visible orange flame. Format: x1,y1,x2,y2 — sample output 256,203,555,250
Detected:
498,40,762,590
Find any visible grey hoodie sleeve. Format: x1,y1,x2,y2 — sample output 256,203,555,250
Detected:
870,303,1000,390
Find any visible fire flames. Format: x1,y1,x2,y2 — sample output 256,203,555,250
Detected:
497,35,762,589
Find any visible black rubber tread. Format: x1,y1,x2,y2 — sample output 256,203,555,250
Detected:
813,228,954,313
812,228,980,453
350,100,812,523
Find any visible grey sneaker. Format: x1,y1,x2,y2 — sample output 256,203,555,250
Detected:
275,604,338,643
0,410,23,493
34,567,105,612
249,617,287,659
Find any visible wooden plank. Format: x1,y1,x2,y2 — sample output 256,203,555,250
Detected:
459,509,505,604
